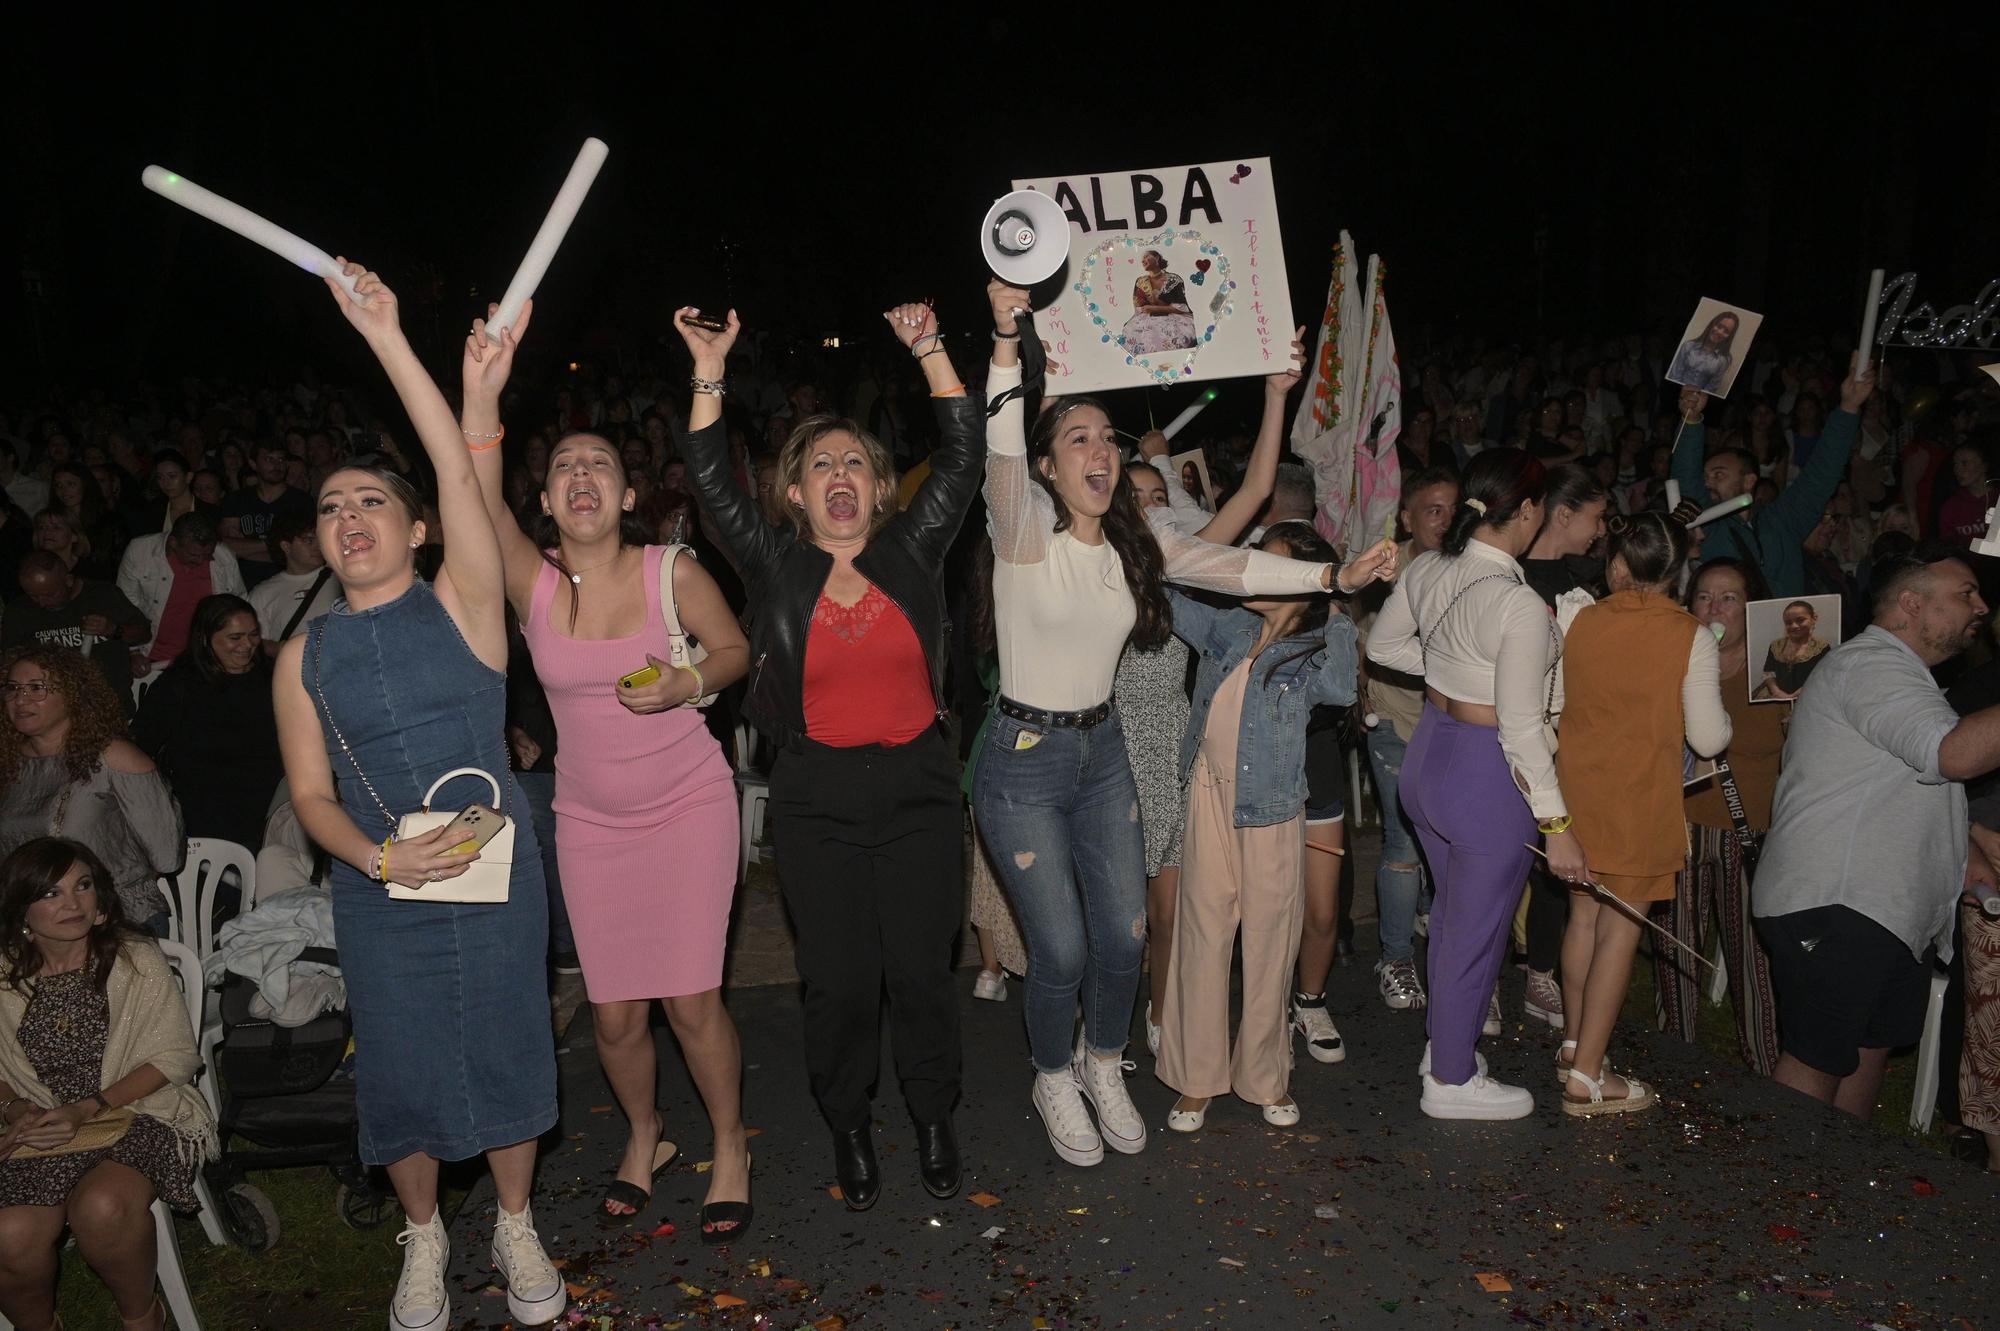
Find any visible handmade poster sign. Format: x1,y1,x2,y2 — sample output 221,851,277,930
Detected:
1010,158,1292,394
1746,594,1840,703
1666,298,1764,398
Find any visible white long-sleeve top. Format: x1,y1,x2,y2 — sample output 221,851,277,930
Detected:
1678,628,1732,757
1366,540,1568,819
985,361,1331,712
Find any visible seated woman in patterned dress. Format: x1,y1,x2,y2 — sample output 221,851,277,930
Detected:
0,837,217,1331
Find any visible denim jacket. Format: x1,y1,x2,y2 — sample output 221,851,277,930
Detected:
1169,591,1359,827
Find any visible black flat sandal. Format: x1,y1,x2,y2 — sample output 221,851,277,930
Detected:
699,1153,753,1246
599,1138,678,1224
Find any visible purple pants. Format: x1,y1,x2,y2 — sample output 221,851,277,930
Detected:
1400,704,1536,1085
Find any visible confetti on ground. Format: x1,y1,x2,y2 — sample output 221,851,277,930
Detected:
1767,1223,1802,1240
695,1160,713,1173
828,1185,844,1200
981,1226,1005,1239
713,1294,746,1309
650,1221,675,1238
746,1258,770,1277
1314,1204,1340,1219
968,1192,1002,1207
1913,1178,1936,1195
1218,1257,1245,1268
1475,1272,1512,1292
1065,1207,1089,1215
675,1281,705,1297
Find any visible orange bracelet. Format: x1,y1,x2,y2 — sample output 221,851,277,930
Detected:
463,424,504,452
931,385,967,398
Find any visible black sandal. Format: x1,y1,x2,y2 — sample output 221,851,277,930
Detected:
699,1152,753,1246
600,1138,678,1224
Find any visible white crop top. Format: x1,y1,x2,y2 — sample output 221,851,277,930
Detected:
984,361,1331,712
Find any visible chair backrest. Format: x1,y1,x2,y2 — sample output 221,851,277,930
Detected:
731,720,759,776
155,937,205,1048
160,837,258,958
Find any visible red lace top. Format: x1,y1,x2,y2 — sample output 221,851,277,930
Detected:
802,583,935,747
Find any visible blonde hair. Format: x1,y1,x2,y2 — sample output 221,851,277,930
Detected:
775,415,899,540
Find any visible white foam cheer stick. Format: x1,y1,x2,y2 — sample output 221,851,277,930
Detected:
485,138,610,338
1856,267,1885,380
1687,493,1753,528
1162,387,1219,441
1971,881,2000,919
1664,480,1681,514
142,166,360,302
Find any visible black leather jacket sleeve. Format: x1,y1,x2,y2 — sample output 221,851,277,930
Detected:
901,393,987,566
680,418,789,586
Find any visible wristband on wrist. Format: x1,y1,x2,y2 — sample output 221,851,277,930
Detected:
932,385,967,398
690,375,727,398
991,329,1021,342
676,661,706,704
908,332,945,358
1537,814,1573,835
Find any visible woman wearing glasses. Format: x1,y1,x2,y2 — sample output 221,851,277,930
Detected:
0,648,183,936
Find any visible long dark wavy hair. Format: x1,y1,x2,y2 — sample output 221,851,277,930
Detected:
181,593,268,686
529,432,652,631
0,838,140,996
1029,398,1169,651
1252,520,1337,684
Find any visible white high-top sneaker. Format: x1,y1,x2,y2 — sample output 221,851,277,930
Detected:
390,1212,449,1331
1033,1068,1105,1167
1073,1042,1147,1155
491,1204,567,1326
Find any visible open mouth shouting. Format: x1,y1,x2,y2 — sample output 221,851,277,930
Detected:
825,480,860,523
338,527,377,557
1083,463,1112,500
566,481,602,515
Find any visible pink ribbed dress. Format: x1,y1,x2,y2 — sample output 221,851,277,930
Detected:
522,548,739,1002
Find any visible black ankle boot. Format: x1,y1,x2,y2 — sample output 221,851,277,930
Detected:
914,1117,962,1199
832,1126,880,1211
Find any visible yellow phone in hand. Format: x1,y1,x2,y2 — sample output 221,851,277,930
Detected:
618,664,662,690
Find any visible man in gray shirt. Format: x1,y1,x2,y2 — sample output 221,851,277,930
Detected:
1755,551,1998,1117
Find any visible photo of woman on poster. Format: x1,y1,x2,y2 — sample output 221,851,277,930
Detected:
1121,250,1199,353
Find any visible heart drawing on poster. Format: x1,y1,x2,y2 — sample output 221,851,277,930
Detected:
1074,229,1235,386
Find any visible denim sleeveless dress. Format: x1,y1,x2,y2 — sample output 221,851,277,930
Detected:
305,580,557,1164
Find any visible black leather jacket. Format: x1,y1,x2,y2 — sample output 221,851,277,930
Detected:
680,393,985,747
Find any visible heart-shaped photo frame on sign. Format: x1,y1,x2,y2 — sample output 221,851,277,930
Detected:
1073,228,1235,386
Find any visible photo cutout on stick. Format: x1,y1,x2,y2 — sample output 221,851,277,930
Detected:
1745,594,1840,703
1666,298,1763,398
1170,447,1214,513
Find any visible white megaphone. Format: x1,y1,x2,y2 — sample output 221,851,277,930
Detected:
981,189,1071,285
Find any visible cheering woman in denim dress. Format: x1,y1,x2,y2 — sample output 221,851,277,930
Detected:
273,263,563,1331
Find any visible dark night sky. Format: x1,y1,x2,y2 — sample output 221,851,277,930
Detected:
3,11,1995,405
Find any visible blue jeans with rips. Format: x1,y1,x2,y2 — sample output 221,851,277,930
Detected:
1366,723,1426,964
973,705,1149,1074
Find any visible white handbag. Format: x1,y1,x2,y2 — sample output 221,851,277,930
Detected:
384,768,515,904
659,544,717,708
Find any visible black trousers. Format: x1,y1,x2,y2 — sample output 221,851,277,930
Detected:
769,725,964,1133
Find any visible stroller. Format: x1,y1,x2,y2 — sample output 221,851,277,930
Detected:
202,944,397,1251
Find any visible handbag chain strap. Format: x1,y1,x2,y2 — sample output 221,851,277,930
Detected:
308,622,396,830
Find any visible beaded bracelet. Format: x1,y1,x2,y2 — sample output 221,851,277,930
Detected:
461,426,503,440
991,329,1022,342
690,375,727,398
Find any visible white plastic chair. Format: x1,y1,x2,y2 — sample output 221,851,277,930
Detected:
159,838,257,961
1909,968,1953,1134
158,940,229,1251
732,721,770,882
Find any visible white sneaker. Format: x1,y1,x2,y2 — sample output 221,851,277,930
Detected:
1523,968,1563,1028
1291,994,1347,1064
972,969,1008,1002
391,1213,449,1331
1033,1070,1104,1167
1074,1041,1147,1154
1416,1040,1488,1080
1376,957,1427,1011
1482,990,1504,1037
1145,1002,1162,1058
1421,1071,1534,1120
491,1205,566,1327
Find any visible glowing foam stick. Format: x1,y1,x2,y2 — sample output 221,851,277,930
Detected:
1971,880,2000,919
1162,387,1219,441
142,166,359,301
1687,494,1754,528
1855,268,1885,380
1664,480,1681,513
485,138,610,338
